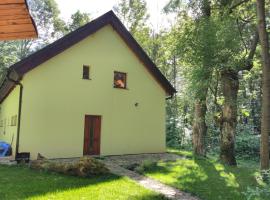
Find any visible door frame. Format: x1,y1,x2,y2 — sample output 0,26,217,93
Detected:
83,115,102,156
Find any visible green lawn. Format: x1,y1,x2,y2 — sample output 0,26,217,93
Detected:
1,153,269,200
0,165,166,200
142,149,270,200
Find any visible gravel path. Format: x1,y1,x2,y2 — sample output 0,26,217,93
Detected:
101,154,199,200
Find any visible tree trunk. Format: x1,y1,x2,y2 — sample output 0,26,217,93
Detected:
191,0,211,157
249,77,262,134
220,70,238,165
256,0,270,170
192,99,207,156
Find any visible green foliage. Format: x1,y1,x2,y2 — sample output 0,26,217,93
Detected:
167,148,194,158
173,14,212,99
66,10,91,32
113,0,153,56
166,98,182,147
166,93,194,149
206,123,261,160
243,170,270,200
238,62,262,134
164,0,261,165
206,131,261,163
243,186,270,200
0,42,19,68
175,12,243,99
163,0,182,13
28,0,66,44
134,160,157,174
235,125,260,160
113,0,149,34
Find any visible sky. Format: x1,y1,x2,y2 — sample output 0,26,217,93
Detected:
55,0,174,31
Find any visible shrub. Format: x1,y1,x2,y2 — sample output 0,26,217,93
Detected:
30,156,109,177
243,170,270,200
134,160,157,174
235,132,260,160
243,186,270,200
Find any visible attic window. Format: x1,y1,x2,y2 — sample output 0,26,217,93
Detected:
83,65,90,79
114,71,127,89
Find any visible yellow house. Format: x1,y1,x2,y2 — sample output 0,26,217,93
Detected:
0,11,176,160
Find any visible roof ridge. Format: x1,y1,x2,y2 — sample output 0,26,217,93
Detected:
0,10,175,103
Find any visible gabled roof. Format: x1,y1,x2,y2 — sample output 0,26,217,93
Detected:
0,0,38,40
0,11,176,102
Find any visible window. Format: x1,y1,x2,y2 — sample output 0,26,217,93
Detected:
82,65,90,79
114,71,127,89
11,115,17,126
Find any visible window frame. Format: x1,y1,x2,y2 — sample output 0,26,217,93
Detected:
82,65,90,80
113,71,127,89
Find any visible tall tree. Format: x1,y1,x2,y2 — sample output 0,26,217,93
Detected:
113,0,149,34
66,10,91,32
256,0,270,170
113,0,152,55
191,0,211,157
165,0,214,156
165,0,258,164
217,0,258,166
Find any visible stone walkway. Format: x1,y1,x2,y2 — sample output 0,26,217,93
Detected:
103,153,183,167
101,154,199,200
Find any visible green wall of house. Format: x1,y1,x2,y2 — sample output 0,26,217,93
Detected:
0,25,166,159
0,86,20,155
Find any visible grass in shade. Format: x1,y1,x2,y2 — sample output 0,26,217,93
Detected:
142,149,269,200
0,165,167,200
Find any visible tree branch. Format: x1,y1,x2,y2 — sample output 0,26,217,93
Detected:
229,0,251,12
209,71,222,112
238,30,259,71
236,18,248,56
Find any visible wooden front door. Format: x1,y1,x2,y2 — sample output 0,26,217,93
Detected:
83,115,101,155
